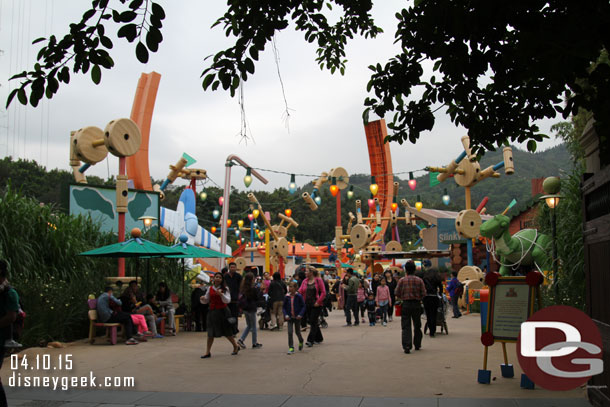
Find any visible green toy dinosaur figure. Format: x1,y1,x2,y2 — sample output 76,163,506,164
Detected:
479,214,552,276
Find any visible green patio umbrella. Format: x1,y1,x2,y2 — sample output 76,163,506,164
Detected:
80,232,186,293
166,234,231,304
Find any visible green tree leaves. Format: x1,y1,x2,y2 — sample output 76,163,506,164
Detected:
7,0,166,108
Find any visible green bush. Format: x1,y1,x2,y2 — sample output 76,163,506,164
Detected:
0,187,187,346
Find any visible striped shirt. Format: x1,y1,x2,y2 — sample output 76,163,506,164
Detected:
394,275,426,301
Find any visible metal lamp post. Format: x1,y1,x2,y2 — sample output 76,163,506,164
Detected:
540,177,562,298
138,216,157,295
220,155,268,270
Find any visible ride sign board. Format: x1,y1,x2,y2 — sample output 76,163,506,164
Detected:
485,275,536,343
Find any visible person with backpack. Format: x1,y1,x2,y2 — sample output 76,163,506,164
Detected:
237,272,263,349
446,271,463,319
268,272,287,331
423,268,443,336
0,260,19,407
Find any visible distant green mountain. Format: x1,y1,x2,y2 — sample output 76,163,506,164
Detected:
348,144,571,215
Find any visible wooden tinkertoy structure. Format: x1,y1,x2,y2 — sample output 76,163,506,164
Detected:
334,182,416,274
154,155,208,200
244,193,299,276
69,118,142,277
301,167,350,213
426,136,514,278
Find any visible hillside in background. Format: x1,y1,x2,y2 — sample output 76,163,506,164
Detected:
348,143,571,215
0,143,569,246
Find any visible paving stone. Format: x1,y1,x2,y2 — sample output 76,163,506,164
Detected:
6,388,88,401
67,390,153,404
514,399,592,407
57,403,100,407
201,394,288,407
361,397,438,407
134,392,219,406
439,399,517,407
282,395,362,407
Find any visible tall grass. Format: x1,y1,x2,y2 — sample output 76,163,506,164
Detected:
0,187,188,346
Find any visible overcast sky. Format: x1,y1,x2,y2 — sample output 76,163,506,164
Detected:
1,1,563,193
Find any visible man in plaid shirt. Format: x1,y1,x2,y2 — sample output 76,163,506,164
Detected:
394,261,426,354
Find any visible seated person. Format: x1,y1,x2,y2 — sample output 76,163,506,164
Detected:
156,282,176,336
145,294,166,337
119,291,160,338
96,287,139,345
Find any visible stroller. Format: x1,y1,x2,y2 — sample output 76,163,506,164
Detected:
423,294,449,335
258,295,272,330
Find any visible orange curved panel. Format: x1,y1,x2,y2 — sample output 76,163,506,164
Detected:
127,72,161,191
364,119,394,242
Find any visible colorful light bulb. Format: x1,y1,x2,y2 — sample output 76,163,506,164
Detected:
243,168,252,188
347,185,354,200
415,195,423,211
226,219,232,227
369,176,378,196
289,174,297,194
212,209,220,219
253,209,260,218
248,213,254,221
211,226,217,233
284,209,292,217
199,191,207,201
391,202,398,212
442,189,450,206
408,172,416,191
330,185,339,197
218,196,224,206
237,220,244,228
314,196,322,205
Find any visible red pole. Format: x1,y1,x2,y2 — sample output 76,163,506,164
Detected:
279,257,285,279
336,191,341,227
118,157,126,277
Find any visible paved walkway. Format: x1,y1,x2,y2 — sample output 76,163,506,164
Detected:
5,388,594,407
3,310,592,405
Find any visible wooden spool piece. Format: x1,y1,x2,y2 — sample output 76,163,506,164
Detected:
182,168,207,180
353,262,366,273
503,147,514,175
385,240,402,252
278,213,299,228
390,211,397,226
235,257,247,271
74,126,108,164
361,253,373,262
350,224,372,250
455,209,482,239
272,225,288,238
387,266,403,276
270,256,279,268
104,118,141,157
329,167,350,190
457,265,483,283
451,247,462,256
301,192,318,211
458,280,484,308
272,237,289,258
368,245,382,252
454,159,480,187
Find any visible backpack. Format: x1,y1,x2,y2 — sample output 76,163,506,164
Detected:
454,282,464,298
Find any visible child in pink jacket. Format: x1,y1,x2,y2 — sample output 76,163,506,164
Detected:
376,277,391,326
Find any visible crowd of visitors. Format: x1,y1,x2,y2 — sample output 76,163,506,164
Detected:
93,260,459,358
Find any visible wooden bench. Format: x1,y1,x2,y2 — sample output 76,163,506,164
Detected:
171,293,185,333
87,299,123,345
